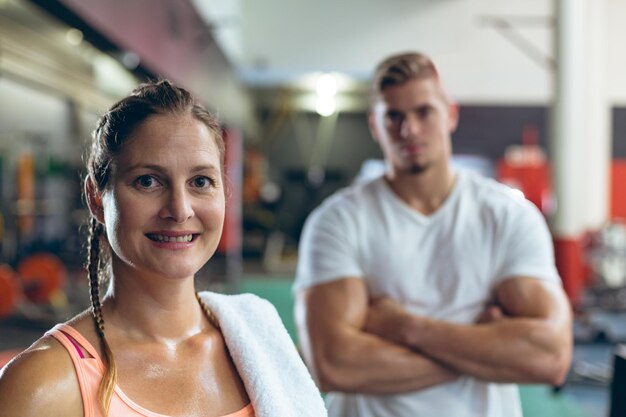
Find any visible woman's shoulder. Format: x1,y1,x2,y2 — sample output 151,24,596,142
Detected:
0,334,83,416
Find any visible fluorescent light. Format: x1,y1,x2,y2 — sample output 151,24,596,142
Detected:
316,73,337,116
316,73,337,97
316,95,336,117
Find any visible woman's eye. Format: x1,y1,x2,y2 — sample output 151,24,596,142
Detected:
192,176,214,188
135,175,159,189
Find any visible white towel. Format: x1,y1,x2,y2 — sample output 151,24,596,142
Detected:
198,291,327,417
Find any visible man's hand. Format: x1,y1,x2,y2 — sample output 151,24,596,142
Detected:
364,297,414,345
475,303,505,324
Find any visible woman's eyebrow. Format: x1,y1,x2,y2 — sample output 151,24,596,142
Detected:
122,163,220,174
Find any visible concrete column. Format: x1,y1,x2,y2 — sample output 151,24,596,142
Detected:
584,0,611,230
551,0,586,237
551,0,611,303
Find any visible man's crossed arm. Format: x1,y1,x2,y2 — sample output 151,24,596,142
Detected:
296,276,572,394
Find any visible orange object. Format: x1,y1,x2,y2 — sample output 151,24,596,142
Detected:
243,149,267,205
17,253,67,303
553,236,586,306
498,160,551,214
217,128,242,255
497,125,552,215
16,151,35,235
611,159,626,221
0,264,20,318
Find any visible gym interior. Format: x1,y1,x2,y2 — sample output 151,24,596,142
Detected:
0,1,625,416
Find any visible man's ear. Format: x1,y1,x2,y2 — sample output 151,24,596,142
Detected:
85,176,105,224
448,102,460,133
368,111,380,144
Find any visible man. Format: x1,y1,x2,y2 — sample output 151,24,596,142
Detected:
294,52,572,417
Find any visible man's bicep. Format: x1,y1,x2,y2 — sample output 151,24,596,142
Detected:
495,277,571,322
295,278,368,369
296,277,369,335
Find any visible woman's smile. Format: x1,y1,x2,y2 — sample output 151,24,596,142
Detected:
145,231,201,248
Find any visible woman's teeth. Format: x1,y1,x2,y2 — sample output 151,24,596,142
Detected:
150,234,193,242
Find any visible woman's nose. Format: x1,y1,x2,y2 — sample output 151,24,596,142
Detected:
159,186,194,223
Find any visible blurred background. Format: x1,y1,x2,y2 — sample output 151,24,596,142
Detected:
0,0,625,415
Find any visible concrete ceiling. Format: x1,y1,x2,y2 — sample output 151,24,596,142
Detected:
192,0,555,104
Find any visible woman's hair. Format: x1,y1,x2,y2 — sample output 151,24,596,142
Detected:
85,80,224,414
370,52,440,100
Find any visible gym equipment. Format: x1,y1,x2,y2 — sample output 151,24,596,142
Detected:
16,151,35,236
497,125,552,215
0,265,20,319
0,253,67,319
609,345,626,417
17,253,67,303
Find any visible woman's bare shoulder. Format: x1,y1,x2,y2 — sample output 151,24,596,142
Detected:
0,334,83,417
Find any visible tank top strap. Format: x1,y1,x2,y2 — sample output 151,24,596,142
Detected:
47,323,103,363
46,323,100,417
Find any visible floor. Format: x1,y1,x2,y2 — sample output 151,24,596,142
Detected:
564,342,613,416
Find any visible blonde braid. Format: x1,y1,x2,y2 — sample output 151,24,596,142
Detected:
195,292,220,329
87,217,117,415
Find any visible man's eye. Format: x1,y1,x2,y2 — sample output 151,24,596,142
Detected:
418,107,432,118
387,112,402,121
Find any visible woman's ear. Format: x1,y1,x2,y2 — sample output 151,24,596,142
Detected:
85,176,105,224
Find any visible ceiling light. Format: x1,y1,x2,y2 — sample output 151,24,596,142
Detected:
316,73,337,97
315,73,338,116
65,28,83,46
316,95,336,117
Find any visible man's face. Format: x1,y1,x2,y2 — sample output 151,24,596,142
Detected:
369,77,458,176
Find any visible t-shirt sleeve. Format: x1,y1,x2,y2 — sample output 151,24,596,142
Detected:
495,198,562,285
293,201,363,293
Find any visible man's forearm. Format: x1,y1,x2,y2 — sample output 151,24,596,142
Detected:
309,326,458,394
398,315,571,384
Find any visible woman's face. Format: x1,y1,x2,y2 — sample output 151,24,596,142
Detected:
96,113,225,282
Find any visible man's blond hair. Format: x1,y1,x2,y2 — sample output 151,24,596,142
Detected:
370,52,441,101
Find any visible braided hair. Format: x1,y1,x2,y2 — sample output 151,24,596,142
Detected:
84,80,224,414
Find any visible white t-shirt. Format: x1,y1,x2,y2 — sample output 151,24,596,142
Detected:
294,169,561,417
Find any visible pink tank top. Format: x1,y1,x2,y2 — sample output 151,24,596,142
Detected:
47,324,255,417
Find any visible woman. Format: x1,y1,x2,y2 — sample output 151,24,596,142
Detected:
0,81,326,417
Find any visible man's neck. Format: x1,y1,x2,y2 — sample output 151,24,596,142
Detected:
384,164,456,216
